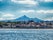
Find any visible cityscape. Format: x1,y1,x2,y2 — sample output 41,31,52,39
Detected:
0,15,53,29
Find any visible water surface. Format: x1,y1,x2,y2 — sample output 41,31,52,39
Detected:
0,29,53,40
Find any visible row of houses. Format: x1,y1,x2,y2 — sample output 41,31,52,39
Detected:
0,21,53,28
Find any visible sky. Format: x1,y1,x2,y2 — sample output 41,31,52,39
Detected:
0,0,53,21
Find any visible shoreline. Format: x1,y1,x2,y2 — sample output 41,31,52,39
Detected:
0,28,53,30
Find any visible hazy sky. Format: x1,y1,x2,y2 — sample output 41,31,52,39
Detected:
0,0,53,20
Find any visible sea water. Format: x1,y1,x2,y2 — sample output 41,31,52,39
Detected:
0,29,53,40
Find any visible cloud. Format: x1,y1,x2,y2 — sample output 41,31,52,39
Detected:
44,0,53,2
43,17,53,21
18,10,53,14
0,18,5,20
39,0,53,2
36,10,53,14
18,10,35,13
0,0,3,2
0,13,16,20
16,10,53,19
3,14,14,17
17,10,43,18
11,0,38,6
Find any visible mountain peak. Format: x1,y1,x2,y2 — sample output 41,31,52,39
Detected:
15,15,30,21
21,15,29,18
23,15,27,17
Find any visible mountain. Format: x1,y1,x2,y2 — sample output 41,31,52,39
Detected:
14,15,43,22
31,18,43,22
0,15,43,22
15,15,30,21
